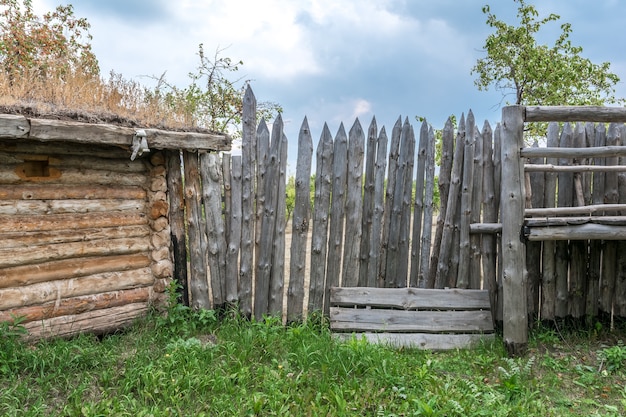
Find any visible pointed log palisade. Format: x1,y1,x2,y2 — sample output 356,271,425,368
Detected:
0,112,230,339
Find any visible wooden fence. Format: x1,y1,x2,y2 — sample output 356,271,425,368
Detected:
166,90,626,334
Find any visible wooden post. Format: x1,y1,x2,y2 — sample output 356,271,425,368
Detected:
500,105,527,355
410,121,429,287
526,140,544,322
308,124,334,313
165,150,189,306
481,121,497,311
226,155,242,305
458,111,476,288
287,118,313,321
240,85,257,318
587,123,605,318
359,117,378,287
269,133,288,316
342,119,365,287
418,125,436,288
367,127,388,288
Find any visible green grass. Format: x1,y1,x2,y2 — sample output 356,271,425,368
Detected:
1,308,625,417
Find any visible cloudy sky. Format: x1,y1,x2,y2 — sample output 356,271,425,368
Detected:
33,0,626,168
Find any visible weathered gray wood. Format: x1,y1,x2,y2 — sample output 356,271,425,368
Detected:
24,117,230,151
366,127,388,288
526,140,545,322
399,124,416,284
379,118,402,287
521,145,626,158
470,223,501,233
0,114,30,138
359,117,378,287
410,121,429,287
226,155,242,304
183,151,211,310
308,124,333,313
587,123,605,318
569,123,587,319
239,85,256,317
615,129,626,317
481,121,497,312
269,133,288,316
334,332,495,350
0,198,145,216
500,105,527,355
255,116,283,320
200,152,226,307
341,119,365,287
600,123,621,315
287,118,313,321
166,150,189,306
324,124,348,314
524,106,626,123
470,120,483,290
417,125,436,288
526,224,626,240
526,216,626,226
525,164,626,172
428,118,454,288
525,203,626,216
330,308,494,333
222,154,232,243
458,111,476,289
253,119,270,318
555,123,573,318
330,287,491,310
435,115,465,289
493,124,503,323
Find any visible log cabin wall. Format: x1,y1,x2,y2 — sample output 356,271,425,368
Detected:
0,139,173,339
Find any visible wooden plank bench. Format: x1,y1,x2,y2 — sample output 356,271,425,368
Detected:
330,287,495,350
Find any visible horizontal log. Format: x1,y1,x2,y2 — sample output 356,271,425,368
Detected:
0,139,129,159
0,184,146,200
0,237,150,268
521,145,626,158
0,198,145,216
0,114,29,138
0,286,152,323
25,118,230,152
22,302,149,340
525,223,626,241
330,307,494,333
524,106,626,123
334,332,495,350
0,211,147,232
470,223,502,234
525,216,626,227
525,164,626,172
330,287,491,310
0,165,148,186
0,152,149,173
525,204,626,217
0,267,154,310
1,225,150,249
0,253,151,288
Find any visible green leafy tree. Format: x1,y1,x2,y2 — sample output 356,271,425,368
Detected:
472,0,622,135
0,0,99,82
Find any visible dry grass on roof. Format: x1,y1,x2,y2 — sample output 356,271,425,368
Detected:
0,70,219,134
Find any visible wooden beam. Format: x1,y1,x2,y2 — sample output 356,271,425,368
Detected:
525,203,626,217
525,223,626,241
334,332,494,350
521,145,626,158
524,106,626,123
525,164,626,172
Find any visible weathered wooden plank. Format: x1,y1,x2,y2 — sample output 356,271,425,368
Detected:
324,123,348,314
524,106,626,123
525,164,626,172
481,121,497,312
22,303,150,340
526,216,626,226
334,332,495,350
417,125,436,288
239,85,256,317
269,132,288,316
0,287,151,323
525,203,626,216
469,119,483,290
0,184,146,200
458,111,476,289
308,124,333,313
255,115,283,319
253,119,270,318
183,150,211,310
200,152,226,307
521,145,626,158
287,118,313,321
358,117,377,287
330,287,491,310
365,126,387,288
342,119,364,287
379,118,402,287
435,114,465,289
226,155,242,305
493,124,503,323
0,225,149,249
0,198,145,215
330,308,494,333
526,140,545,322
0,139,130,159
0,253,151,289
397,122,415,286
526,224,626,241
410,121,429,287
0,267,154,310
500,105,528,355
428,118,454,288
0,165,148,186
0,211,147,232
0,114,30,138
0,237,150,268
144,128,231,152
